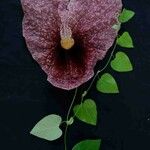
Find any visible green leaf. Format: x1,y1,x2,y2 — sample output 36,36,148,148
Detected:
119,8,135,23
30,114,62,141
73,99,97,126
117,32,134,48
96,73,119,94
72,139,101,150
111,51,133,72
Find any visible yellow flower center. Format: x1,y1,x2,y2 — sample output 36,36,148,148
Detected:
60,37,75,50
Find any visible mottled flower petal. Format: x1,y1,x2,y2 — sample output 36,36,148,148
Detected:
21,0,122,90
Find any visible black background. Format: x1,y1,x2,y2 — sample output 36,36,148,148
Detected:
0,0,150,150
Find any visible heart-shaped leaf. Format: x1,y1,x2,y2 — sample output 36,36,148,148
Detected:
111,51,133,72
72,139,101,150
73,99,97,126
117,32,134,48
119,8,135,23
30,114,62,141
96,73,119,94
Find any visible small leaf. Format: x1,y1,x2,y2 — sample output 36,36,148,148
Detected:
112,23,121,31
30,114,62,141
111,51,133,72
67,117,74,125
73,99,97,126
117,32,134,48
119,8,135,23
82,91,88,97
96,73,119,94
72,139,101,150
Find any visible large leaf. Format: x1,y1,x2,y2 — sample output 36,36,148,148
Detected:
111,51,133,72
119,8,135,23
72,139,101,150
117,32,134,48
73,99,97,126
30,114,62,141
96,73,119,94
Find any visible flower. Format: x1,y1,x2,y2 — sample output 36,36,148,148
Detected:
21,0,122,90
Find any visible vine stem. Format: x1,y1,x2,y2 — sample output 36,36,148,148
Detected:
64,88,78,150
86,39,118,94
72,40,117,118
63,38,118,150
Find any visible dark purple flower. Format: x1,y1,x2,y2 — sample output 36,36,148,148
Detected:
21,0,122,90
